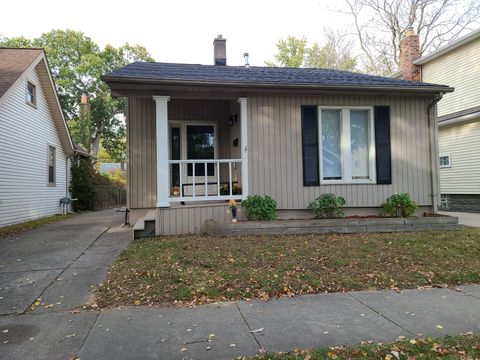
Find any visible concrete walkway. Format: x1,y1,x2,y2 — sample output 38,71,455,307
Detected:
0,210,131,360
1,213,480,360
439,211,480,227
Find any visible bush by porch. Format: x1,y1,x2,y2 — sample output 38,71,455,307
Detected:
96,226,480,307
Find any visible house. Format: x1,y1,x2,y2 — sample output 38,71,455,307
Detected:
392,28,480,212
102,35,452,236
0,48,74,227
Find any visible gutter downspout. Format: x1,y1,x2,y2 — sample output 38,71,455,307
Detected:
427,94,443,214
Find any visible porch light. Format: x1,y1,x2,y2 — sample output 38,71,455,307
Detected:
228,113,238,127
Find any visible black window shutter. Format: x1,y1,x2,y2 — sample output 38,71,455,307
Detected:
374,106,392,185
301,106,319,186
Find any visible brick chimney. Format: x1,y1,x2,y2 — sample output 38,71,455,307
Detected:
213,35,226,66
400,28,421,81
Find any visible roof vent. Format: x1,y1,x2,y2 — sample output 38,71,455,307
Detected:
213,35,226,66
243,52,250,68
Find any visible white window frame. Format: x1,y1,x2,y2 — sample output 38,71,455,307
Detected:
318,106,376,184
439,153,451,168
440,194,448,208
26,81,37,107
47,144,56,186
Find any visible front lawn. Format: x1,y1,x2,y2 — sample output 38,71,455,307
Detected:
96,226,480,307
252,334,480,359
0,214,73,239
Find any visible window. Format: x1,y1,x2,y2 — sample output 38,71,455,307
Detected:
48,146,56,184
26,82,36,106
439,154,451,168
319,107,375,183
440,194,448,209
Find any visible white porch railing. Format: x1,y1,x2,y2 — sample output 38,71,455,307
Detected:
168,159,243,202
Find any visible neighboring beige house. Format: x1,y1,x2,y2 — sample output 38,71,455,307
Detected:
0,48,74,226
393,28,480,211
103,35,452,236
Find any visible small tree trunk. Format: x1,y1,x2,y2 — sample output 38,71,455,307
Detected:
91,131,102,159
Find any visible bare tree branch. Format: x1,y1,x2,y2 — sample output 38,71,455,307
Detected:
344,0,480,75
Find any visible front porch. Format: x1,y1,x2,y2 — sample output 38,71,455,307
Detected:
153,96,248,207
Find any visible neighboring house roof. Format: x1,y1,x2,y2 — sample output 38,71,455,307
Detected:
414,28,480,65
74,143,94,158
0,48,43,98
103,62,453,94
0,48,74,155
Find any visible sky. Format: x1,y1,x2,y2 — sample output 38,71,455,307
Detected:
1,0,353,66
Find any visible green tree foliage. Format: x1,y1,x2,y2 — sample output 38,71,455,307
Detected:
0,30,153,160
266,32,357,71
265,36,307,67
70,157,96,211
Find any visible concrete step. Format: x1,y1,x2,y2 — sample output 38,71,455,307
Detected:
133,210,156,239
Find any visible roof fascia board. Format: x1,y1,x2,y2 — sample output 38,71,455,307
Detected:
39,55,74,154
103,77,454,94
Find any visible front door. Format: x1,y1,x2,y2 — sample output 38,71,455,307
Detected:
170,122,217,196
186,124,216,186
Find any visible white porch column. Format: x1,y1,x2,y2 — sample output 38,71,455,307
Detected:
238,97,249,198
153,96,170,207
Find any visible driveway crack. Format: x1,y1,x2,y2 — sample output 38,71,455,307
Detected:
23,227,111,314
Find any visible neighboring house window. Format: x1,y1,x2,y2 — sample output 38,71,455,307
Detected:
439,153,451,168
48,146,56,184
319,107,376,183
440,194,448,209
26,81,36,106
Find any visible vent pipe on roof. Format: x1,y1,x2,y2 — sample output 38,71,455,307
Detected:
213,35,226,66
243,52,250,68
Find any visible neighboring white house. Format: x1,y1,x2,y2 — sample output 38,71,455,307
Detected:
392,28,480,212
0,48,74,226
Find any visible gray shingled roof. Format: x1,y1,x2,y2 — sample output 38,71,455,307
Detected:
103,61,452,92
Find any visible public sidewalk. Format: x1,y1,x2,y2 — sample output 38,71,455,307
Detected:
3,285,479,360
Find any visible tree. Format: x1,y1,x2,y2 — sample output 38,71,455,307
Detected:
344,0,480,75
0,30,153,160
265,36,307,67
266,33,357,71
305,30,357,71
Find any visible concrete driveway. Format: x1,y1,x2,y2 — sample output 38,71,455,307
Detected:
439,211,480,227
0,210,131,359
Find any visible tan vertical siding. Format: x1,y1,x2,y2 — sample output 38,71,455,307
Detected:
247,94,434,208
422,37,480,117
157,203,241,234
128,94,434,212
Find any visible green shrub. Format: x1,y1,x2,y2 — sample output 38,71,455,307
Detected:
70,157,119,211
381,193,417,217
70,157,95,211
308,193,346,219
241,195,277,221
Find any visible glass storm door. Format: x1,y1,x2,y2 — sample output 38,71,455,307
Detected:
186,124,216,185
